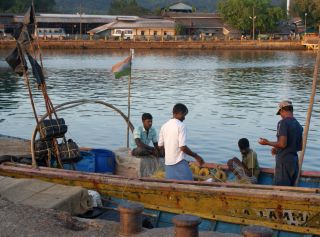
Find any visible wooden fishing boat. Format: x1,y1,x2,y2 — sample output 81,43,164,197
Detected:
0,147,320,236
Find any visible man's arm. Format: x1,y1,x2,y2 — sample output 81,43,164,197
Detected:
135,138,154,151
180,146,204,166
157,127,164,151
153,142,160,151
259,136,287,149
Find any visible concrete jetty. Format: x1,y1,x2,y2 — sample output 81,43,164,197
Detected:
0,195,241,237
0,175,91,215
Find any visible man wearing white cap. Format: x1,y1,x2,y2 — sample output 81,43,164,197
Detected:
258,100,303,186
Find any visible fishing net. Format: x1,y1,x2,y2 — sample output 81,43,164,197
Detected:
230,160,257,184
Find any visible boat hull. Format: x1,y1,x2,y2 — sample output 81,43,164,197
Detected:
0,163,319,235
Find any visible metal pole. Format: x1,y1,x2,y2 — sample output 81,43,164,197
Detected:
127,74,131,148
250,7,256,40
296,41,320,185
80,2,82,39
126,51,133,148
253,7,255,40
305,13,307,35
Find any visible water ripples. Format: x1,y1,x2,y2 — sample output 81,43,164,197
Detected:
0,49,319,170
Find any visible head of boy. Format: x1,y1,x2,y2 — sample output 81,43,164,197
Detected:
173,103,188,122
238,138,250,156
142,113,153,130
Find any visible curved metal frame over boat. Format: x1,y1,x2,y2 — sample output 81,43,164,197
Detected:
30,99,134,167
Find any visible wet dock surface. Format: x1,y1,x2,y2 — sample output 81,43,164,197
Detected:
0,196,241,237
0,176,91,215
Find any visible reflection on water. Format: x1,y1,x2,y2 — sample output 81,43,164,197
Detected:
0,49,319,170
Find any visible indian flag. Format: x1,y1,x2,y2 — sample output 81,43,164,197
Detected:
111,55,132,79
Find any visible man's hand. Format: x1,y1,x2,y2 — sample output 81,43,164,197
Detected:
195,154,204,167
271,147,277,156
152,148,159,157
258,138,269,146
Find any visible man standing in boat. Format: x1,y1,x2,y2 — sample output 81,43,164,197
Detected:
259,100,303,186
158,103,205,180
131,113,162,157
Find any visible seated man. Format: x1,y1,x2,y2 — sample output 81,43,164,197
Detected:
131,113,162,157
227,138,260,184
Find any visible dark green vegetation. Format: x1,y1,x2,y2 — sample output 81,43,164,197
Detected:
217,0,285,33
109,0,149,15
0,0,289,14
54,0,220,14
0,0,55,13
33,0,286,14
292,0,320,29
54,0,108,14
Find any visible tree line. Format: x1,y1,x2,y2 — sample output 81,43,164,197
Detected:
292,0,320,29
1,0,318,34
0,0,55,13
217,0,285,34
218,0,319,34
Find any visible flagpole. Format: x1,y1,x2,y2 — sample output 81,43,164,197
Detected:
126,51,133,148
295,41,320,185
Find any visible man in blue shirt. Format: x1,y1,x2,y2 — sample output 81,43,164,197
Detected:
259,101,303,186
131,113,162,157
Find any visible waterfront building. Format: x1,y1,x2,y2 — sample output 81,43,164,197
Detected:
0,13,134,36
163,12,241,39
0,11,240,40
168,3,193,13
88,17,175,39
14,14,117,35
0,14,16,36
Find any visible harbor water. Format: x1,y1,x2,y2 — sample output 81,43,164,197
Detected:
0,49,319,171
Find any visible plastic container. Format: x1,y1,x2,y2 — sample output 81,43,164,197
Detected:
64,151,95,172
90,149,115,174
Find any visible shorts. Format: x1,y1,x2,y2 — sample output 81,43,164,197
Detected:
165,159,193,181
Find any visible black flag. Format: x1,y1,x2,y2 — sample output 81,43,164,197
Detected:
13,5,35,46
18,25,34,45
23,5,35,25
26,52,45,85
27,52,44,85
5,45,28,76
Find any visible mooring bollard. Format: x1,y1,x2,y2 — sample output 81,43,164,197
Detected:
241,225,273,237
118,201,144,236
172,214,201,237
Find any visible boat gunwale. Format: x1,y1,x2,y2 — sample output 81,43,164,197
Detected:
1,162,320,200
198,162,320,178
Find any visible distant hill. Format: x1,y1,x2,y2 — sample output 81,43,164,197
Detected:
53,0,286,14
54,0,110,14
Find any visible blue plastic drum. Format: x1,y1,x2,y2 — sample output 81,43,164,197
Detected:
90,149,115,174
63,151,95,172
76,151,95,172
